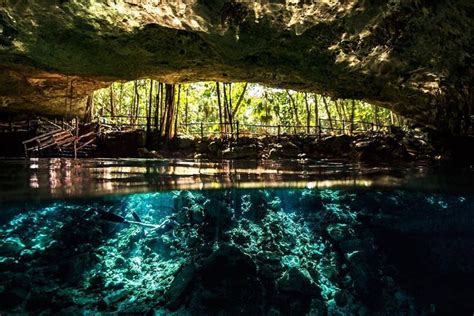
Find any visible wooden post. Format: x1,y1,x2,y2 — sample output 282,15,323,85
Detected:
236,121,240,140
200,122,204,139
318,119,322,139
277,125,281,139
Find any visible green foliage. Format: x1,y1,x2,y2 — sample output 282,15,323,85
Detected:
93,81,402,135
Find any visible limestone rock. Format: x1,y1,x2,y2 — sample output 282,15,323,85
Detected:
0,237,25,256
0,1,472,133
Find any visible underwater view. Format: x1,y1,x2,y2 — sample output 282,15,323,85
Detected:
1,159,473,315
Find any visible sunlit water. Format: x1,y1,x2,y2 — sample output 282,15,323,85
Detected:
1,159,473,315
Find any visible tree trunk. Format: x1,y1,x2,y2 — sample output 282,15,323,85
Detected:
232,82,248,117
286,90,300,133
334,99,344,132
185,85,189,133
223,83,229,134
153,82,160,130
131,80,140,126
304,92,311,134
163,84,176,141
84,93,93,123
216,82,223,136
174,84,181,139
313,94,319,131
109,85,115,117
227,83,233,134
134,81,140,125
373,104,379,131
159,83,166,136
147,80,153,134
350,99,356,135
322,96,333,130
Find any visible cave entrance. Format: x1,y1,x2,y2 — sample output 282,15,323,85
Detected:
90,80,403,142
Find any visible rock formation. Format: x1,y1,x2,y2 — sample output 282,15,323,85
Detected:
0,1,472,133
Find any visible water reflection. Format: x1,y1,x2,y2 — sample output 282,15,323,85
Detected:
0,158,472,201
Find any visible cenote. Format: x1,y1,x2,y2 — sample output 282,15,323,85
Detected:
0,159,473,315
1,1,474,315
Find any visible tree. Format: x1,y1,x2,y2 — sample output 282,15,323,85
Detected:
304,92,311,133
322,96,333,130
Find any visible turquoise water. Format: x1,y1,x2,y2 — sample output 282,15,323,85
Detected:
1,159,474,315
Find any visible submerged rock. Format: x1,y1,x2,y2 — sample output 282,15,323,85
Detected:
166,244,264,314
326,223,353,242
0,237,25,256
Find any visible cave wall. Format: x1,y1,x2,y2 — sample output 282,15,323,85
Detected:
0,0,472,133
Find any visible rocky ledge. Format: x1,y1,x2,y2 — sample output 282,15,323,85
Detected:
110,128,435,162
0,1,473,133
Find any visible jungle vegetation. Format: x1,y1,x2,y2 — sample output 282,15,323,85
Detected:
91,80,405,139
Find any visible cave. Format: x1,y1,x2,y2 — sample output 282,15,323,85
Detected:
0,1,474,315
1,1,472,134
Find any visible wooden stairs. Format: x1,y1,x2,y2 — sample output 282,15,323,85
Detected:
22,120,97,158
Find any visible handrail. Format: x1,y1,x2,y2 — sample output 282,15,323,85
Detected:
97,115,394,138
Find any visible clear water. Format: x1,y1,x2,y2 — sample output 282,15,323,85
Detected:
1,159,473,315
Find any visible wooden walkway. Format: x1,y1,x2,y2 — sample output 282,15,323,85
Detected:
99,115,395,138
22,119,97,158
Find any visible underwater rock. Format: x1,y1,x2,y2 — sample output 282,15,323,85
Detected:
103,289,129,306
0,287,26,310
167,244,264,314
0,237,25,256
25,291,53,312
165,263,197,310
0,257,18,272
277,267,318,294
326,223,353,242
276,267,325,314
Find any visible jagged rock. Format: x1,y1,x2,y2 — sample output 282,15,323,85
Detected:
326,223,353,242
277,267,316,294
2,2,471,132
276,267,325,314
103,289,129,306
0,257,18,272
167,244,264,314
0,237,25,256
165,264,197,310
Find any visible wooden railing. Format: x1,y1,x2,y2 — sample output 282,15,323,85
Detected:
99,115,394,138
